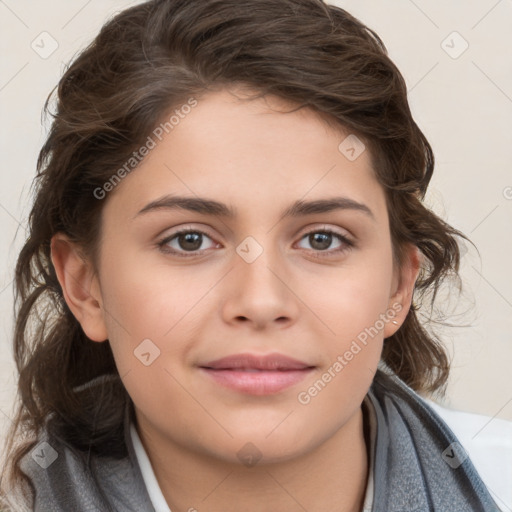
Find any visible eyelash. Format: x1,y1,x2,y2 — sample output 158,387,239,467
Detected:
157,227,354,259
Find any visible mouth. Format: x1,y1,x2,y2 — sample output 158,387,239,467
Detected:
198,353,315,395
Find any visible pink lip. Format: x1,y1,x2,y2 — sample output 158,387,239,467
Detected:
199,353,315,395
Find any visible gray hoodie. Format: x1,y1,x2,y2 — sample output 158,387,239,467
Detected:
19,369,500,511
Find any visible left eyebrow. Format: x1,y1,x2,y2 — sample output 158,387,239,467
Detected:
134,195,375,222
282,197,375,221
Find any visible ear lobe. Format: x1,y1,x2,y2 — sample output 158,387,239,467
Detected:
383,244,422,338
50,233,108,342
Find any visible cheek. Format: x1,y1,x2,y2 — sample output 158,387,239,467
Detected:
294,266,391,419
99,245,173,332
309,260,394,339
98,247,212,367
97,250,200,425
297,247,394,396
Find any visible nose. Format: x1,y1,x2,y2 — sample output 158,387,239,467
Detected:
221,239,299,330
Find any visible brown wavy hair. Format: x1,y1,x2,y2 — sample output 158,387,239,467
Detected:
1,0,470,508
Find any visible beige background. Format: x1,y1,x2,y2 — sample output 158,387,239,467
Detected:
1,0,511,449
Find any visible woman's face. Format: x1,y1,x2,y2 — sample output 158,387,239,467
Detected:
68,88,417,465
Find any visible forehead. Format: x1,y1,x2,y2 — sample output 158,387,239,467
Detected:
102,88,387,224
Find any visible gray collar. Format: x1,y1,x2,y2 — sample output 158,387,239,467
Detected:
20,368,500,511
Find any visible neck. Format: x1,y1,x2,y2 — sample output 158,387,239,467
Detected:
135,405,369,512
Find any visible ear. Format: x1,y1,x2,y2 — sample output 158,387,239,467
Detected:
383,244,422,338
50,233,108,342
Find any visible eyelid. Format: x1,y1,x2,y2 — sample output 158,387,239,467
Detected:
297,223,352,240
157,224,216,241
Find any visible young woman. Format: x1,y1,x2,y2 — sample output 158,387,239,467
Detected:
0,0,504,510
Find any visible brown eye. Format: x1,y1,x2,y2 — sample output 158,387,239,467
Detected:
158,229,217,257
176,232,203,251
296,229,354,257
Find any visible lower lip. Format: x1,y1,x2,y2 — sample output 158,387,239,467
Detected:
199,368,314,395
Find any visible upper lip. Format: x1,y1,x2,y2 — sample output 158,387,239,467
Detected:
200,353,314,371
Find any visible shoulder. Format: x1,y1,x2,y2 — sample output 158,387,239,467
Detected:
18,420,154,512
367,369,503,511
423,398,512,512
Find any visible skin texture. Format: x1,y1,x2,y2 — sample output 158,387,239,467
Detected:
51,87,420,512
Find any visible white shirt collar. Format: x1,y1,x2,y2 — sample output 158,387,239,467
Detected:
361,393,376,511
130,422,172,512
